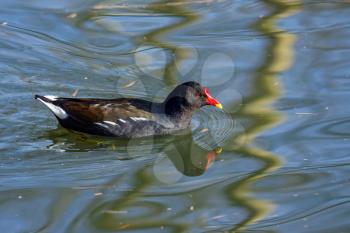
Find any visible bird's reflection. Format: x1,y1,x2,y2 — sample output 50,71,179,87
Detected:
160,132,221,176
42,126,222,177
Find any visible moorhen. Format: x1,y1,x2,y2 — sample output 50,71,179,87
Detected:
35,81,222,138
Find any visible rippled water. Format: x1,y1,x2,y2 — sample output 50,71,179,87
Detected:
1,1,350,232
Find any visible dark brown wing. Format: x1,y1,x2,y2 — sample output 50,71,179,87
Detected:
57,98,156,124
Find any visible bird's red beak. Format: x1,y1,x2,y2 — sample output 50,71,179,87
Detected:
204,87,223,109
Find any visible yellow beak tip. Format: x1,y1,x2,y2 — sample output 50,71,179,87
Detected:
215,103,223,109
215,147,223,154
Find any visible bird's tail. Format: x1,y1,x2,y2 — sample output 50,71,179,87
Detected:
35,95,67,119
35,95,53,103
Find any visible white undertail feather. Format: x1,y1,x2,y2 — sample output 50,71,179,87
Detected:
37,98,67,119
44,95,58,101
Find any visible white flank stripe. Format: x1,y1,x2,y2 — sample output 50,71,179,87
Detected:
130,117,148,121
44,95,58,101
103,121,118,126
95,121,119,129
95,122,108,128
38,99,67,119
118,119,126,123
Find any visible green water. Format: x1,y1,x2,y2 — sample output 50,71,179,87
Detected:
1,1,350,232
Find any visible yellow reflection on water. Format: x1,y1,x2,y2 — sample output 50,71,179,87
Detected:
78,1,302,232
137,0,200,86
229,1,301,232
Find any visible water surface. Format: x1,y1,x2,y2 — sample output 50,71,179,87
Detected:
1,1,350,232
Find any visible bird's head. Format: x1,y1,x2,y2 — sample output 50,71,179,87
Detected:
165,81,222,115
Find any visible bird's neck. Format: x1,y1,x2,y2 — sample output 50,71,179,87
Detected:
162,97,195,122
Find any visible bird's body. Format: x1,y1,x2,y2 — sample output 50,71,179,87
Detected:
35,81,222,138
